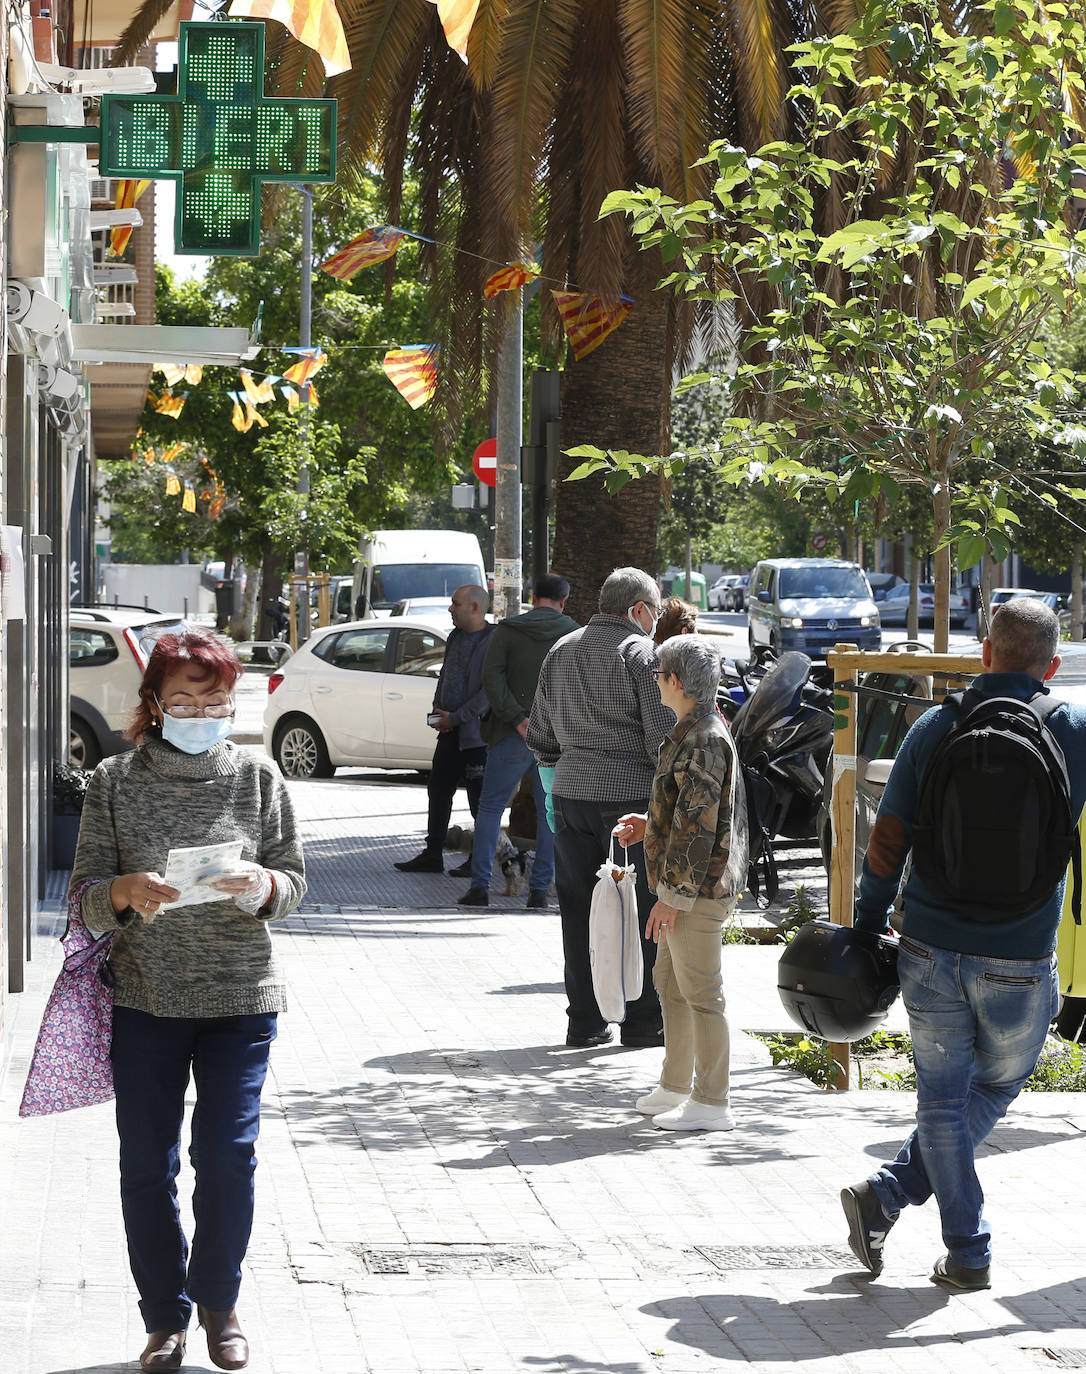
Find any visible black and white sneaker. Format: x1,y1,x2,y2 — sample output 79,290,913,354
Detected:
840,1180,897,1276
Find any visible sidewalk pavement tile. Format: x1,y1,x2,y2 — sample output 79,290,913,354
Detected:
3,773,1086,1372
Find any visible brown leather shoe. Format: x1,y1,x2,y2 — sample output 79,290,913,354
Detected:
197,1306,249,1370
140,1330,187,1370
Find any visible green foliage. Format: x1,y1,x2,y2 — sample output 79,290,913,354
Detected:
1025,1037,1086,1090
52,760,91,814
757,1033,845,1088
580,0,1086,641
773,884,825,942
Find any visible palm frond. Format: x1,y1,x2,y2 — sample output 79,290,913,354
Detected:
619,0,713,194
113,0,181,66
485,0,581,237
724,0,793,147
466,0,516,90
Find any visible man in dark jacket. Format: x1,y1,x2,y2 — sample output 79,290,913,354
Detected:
458,573,578,908
395,585,495,874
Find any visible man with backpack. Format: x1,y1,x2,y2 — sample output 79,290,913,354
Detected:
842,598,1086,1291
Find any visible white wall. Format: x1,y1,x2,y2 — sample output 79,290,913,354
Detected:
98,563,214,617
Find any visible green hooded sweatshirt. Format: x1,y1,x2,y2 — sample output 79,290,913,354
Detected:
480,605,579,746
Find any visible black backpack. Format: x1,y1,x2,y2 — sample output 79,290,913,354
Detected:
912,689,1081,923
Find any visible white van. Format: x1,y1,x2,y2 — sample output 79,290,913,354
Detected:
350,530,487,619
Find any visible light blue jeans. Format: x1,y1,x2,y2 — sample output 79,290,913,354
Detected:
470,732,554,893
870,935,1059,1269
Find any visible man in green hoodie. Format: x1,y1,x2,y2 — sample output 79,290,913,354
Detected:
458,573,578,908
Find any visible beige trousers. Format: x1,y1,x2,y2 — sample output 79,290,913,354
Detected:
652,909,730,1107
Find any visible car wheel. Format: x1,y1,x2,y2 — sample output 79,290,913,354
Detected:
69,715,101,770
274,718,335,778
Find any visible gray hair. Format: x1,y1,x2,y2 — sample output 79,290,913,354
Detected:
599,566,660,615
989,597,1059,674
657,634,721,705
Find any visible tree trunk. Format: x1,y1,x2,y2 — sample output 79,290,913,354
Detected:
908,550,921,642
684,533,693,605
931,474,952,653
1073,539,1084,642
979,552,995,642
552,251,668,624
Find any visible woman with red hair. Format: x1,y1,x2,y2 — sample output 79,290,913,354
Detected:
70,627,305,1371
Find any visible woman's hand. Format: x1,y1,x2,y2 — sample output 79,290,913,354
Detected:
207,862,273,914
646,900,680,944
110,872,180,923
612,813,647,847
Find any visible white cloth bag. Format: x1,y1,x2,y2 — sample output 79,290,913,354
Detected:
588,839,644,1024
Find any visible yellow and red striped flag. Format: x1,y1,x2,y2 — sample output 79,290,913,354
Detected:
231,397,253,433
483,262,539,298
182,483,197,514
109,179,150,257
165,470,182,496
551,291,633,361
320,228,408,280
227,0,351,75
240,370,277,405
283,350,327,386
425,0,479,62
383,346,438,409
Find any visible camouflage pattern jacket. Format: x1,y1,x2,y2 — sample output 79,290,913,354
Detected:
644,701,748,917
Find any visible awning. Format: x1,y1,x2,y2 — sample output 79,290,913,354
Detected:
72,325,258,366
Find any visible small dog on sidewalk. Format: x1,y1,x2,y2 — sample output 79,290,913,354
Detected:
445,825,529,896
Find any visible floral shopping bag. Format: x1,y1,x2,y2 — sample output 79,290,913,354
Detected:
588,838,643,1024
19,880,116,1117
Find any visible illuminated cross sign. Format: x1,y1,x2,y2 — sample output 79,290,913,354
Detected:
98,21,336,255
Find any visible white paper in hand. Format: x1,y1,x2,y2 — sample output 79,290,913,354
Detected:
161,841,245,909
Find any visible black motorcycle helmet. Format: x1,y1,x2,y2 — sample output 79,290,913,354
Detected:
777,919,900,1042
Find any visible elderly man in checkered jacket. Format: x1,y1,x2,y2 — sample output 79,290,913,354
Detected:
527,567,675,1048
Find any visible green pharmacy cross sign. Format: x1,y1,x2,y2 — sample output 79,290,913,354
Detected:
99,21,336,255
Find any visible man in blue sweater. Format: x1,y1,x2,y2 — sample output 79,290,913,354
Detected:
842,598,1086,1291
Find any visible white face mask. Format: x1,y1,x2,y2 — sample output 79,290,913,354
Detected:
161,713,234,754
627,603,658,636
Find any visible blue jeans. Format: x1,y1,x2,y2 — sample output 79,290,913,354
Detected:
111,1006,278,1332
870,936,1059,1269
471,733,554,892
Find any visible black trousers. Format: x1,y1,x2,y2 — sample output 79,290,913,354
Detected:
552,794,662,1039
425,727,487,854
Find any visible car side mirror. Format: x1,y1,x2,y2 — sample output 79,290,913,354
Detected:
757,590,771,603
862,758,894,789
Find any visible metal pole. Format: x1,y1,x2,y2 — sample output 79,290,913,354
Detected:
294,187,313,647
494,291,523,619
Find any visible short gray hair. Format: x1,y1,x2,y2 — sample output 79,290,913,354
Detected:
599,566,660,615
657,634,721,704
989,597,1059,674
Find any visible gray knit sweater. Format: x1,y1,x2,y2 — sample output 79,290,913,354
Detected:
71,737,306,1018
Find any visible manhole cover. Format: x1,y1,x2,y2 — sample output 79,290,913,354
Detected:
695,1245,855,1270
356,1244,542,1276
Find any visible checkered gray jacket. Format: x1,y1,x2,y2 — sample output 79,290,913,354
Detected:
527,613,675,803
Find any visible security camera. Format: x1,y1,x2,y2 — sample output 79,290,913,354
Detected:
37,363,80,401
6,282,70,336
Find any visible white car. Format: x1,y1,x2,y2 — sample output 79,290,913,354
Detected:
263,616,449,777
69,607,187,766
389,596,455,628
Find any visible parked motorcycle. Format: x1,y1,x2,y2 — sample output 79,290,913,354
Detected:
723,651,834,903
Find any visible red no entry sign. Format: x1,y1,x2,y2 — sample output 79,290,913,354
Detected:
472,437,498,487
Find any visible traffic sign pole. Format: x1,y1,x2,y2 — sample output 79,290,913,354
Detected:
494,291,523,619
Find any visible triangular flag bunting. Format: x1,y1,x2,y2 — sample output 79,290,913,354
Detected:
108,179,150,257
156,363,185,388
229,394,253,433
283,350,327,385
182,482,197,514
382,346,438,409
240,370,277,405
320,227,408,280
483,262,539,298
227,0,351,76
165,470,181,496
425,0,479,62
551,291,634,361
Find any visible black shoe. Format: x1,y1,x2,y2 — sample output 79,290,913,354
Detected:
526,891,549,909
620,1027,665,1048
394,852,443,873
457,886,490,906
841,1180,897,1277
565,1028,613,1048
930,1255,991,1291
448,859,473,877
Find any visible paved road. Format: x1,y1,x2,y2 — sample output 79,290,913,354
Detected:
2,661,1084,1373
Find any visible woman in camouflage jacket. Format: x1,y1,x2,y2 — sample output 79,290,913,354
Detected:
614,635,747,1132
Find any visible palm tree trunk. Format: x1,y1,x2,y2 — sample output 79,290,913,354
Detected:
552,252,668,623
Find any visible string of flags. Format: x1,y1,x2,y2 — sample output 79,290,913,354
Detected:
382,346,439,409
109,179,151,258
227,0,351,76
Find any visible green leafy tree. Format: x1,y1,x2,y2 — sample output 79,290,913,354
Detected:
572,0,1086,648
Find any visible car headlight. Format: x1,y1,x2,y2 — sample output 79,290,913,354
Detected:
860,614,876,627
785,616,804,629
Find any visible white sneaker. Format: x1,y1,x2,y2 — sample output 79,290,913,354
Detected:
634,1086,688,1116
653,1099,735,1132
